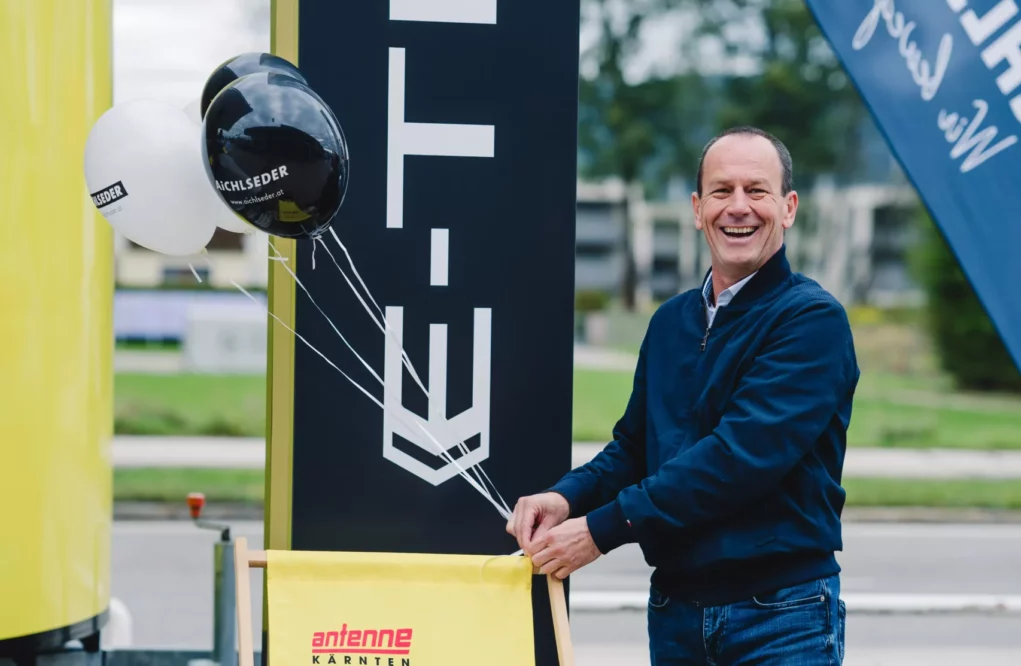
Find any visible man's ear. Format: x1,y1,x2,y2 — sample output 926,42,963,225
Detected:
691,192,703,230
782,190,798,230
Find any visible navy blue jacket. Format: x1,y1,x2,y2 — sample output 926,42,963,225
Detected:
550,246,859,604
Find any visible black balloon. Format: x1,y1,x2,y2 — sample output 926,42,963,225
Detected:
201,71,349,239
200,52,308,118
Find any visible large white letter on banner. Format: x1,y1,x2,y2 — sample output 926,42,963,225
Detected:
382,8,497,485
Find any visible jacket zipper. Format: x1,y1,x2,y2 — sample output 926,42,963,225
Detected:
700,298,711,351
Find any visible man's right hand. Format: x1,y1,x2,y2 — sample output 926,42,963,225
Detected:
506,492,571,556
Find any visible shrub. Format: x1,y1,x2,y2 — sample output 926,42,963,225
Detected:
909,207,1021,393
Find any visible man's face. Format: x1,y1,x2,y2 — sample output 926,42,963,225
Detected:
691,134,798,279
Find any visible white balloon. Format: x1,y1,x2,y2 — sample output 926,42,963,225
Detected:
183,97,256,235
84,99,219,255
208,197,256,234
211,201,257,234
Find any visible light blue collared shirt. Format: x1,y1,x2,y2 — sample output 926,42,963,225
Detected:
702,270,757,328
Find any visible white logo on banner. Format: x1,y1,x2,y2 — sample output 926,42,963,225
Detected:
851,0,1021,173
382,307,492,485
383,3,496,485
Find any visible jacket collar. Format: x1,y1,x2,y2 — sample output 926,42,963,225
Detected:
698,244,792,314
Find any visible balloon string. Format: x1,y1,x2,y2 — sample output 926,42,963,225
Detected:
312,235,422,388
308,237,470,474
266,240,382,385
255,245,510,520
191,240,513,524
323,229,425,389
189,248,210,284
314,233,510,516
230,276,510,521
263,241,506,517
314,233,503,511
321,229,512,516
328,228,386,328
190,246,510,520
231,280,382,408
324,230,512,517
311,238,317,270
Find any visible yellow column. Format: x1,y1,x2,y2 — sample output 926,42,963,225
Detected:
262,1,300,656
265,0,299,554
0,0,114,644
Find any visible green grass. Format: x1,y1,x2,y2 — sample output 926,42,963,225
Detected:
572,369,634,441
116,339,181,351
571,369,1021,450
841,478,1021,510
115,373,266,437
115,468,265,503
113,467,1021,510
115,367,1021,449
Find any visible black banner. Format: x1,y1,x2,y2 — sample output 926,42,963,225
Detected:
289,2,580,663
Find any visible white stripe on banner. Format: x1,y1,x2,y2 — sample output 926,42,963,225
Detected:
390,0,496,25
431,228,449,286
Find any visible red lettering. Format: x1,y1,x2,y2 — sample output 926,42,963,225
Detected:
311,626,413,654
395,629,412,649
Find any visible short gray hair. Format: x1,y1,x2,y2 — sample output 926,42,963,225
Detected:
695,126,794,196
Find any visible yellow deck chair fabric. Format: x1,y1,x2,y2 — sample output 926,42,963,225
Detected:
268,549,535,665
233,537,574,666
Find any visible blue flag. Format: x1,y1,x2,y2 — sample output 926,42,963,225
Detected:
806,0,1021,370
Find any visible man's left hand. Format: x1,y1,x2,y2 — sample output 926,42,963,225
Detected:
529,517,601,579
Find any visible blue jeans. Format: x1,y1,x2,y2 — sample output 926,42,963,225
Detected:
647,574,846,665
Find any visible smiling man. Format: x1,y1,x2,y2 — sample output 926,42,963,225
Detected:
507,126,859,664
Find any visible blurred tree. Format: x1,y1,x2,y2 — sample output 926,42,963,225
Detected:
690,0,867,183
577,0,712,311
909,207,1021,393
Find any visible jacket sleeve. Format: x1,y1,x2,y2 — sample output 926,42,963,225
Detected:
584,297,857,554
545,335,648,537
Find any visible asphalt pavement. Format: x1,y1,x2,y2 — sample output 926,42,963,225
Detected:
109,521,1021,665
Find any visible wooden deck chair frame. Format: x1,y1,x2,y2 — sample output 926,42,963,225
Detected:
233,536,575,666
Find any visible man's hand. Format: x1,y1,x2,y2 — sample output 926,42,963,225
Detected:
529,517,601,579
506,492,570,555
